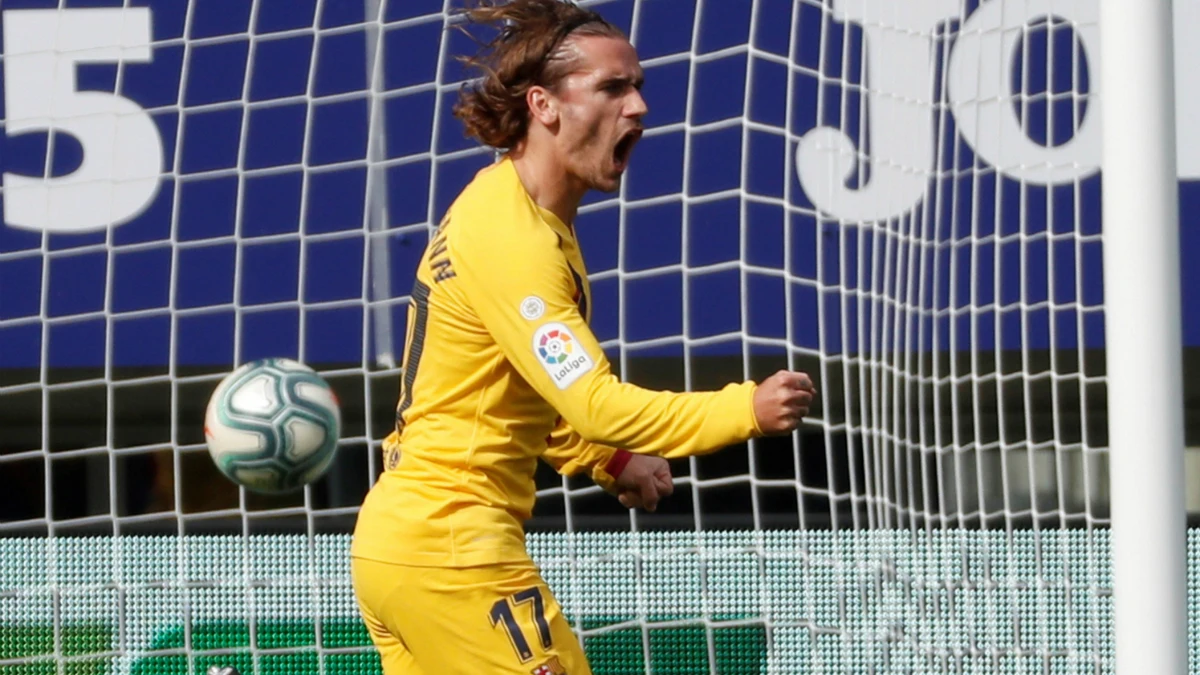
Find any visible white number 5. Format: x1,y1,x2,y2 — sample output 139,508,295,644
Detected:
3,9,163,234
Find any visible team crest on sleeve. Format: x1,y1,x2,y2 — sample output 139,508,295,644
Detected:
520,295,546,320
533,323,593,390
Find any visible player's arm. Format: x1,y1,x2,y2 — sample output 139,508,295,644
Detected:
542,416,674,511
449,208,809,458
541,416,632,491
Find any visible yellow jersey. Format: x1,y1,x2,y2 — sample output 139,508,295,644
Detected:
350,157,762,567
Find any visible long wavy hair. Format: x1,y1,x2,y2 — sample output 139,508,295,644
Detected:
451,0,625,150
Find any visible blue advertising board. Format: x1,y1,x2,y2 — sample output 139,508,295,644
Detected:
1,0,1198,370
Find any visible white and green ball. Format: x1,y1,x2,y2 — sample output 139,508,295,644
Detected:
204,358,341,494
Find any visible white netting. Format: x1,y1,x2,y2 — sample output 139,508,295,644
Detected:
0,1,1133,673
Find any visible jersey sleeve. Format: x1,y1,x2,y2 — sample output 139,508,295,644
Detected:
448,208,762,458
540,417,624,491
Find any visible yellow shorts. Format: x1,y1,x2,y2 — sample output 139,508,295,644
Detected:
351,556,592,675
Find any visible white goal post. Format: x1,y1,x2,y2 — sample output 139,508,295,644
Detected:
0,1,1194,674
1099,1,1187,673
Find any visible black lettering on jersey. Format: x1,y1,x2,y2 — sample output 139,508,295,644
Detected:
396,280,431,425
428,227,456,282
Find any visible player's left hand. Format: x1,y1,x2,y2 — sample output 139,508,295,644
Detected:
611,454,674,512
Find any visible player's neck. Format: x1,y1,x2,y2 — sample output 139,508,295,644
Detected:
509,144,585,228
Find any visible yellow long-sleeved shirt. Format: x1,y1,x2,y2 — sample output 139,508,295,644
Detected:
350,157,762,567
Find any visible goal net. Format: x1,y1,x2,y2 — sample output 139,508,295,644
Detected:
0,1,1186,674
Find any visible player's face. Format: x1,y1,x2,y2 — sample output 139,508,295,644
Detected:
552,36,647,193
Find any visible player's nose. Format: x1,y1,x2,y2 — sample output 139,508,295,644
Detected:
625,89,648,119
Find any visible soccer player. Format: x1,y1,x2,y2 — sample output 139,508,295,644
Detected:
350,1,817,673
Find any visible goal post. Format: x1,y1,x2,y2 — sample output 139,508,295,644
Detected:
1100,1,1188,673
363,0,396,371
0,1,1197,674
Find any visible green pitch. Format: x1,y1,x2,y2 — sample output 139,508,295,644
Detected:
1,624,112,675
1,620,766,675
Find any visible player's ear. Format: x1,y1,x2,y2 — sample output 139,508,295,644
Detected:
527,85,558,126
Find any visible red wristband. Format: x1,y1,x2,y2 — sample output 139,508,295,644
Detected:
604,449,633,478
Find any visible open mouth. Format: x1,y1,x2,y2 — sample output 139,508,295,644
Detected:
612,128,643,171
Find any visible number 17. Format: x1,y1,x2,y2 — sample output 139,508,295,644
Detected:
489,587,553,663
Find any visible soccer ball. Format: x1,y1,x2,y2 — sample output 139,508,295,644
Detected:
204,358,341,494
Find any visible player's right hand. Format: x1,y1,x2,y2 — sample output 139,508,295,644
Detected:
752,370,817,435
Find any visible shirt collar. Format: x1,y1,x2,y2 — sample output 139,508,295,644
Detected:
499,156,577,243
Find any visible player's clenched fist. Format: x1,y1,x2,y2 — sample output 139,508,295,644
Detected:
752,370,817,435
610,454,674,512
